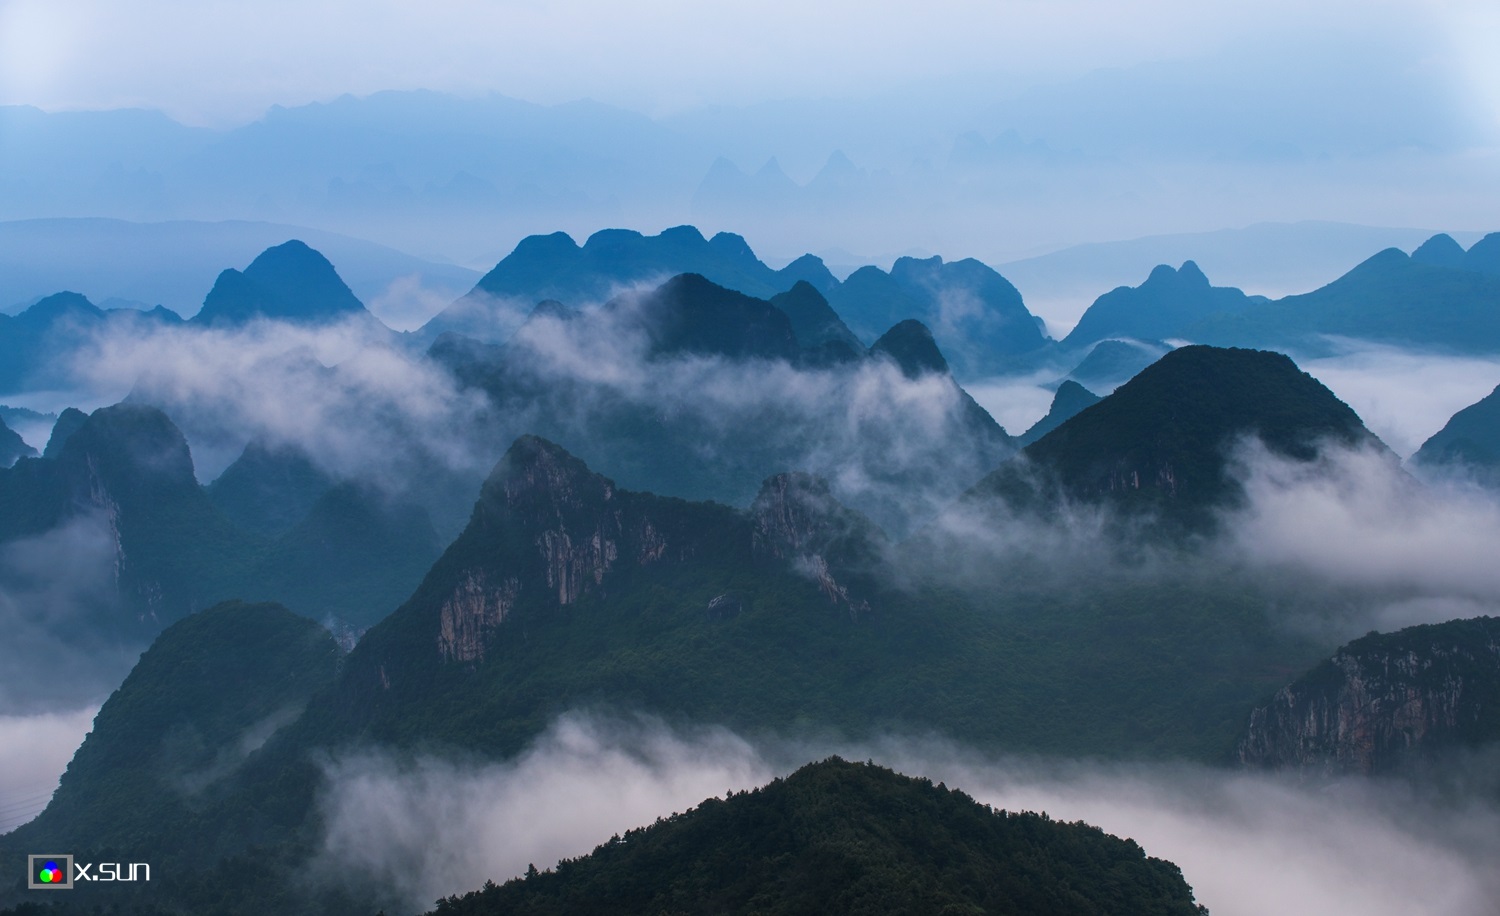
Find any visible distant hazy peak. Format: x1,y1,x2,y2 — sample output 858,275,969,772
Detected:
196,239,366,325
656,224,708,245
1177,260,1208,284
1142,260,1209,286
708,231,756,260
1410,232,1467,268
19,290,103,321
1465,233,1500,275
512,230,581,258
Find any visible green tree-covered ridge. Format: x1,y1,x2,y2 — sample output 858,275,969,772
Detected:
427,757,1208,916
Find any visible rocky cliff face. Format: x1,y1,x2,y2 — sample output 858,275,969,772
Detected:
427,442,887,664
433,435,733,662
1236,617,1500,775
751,471,883,617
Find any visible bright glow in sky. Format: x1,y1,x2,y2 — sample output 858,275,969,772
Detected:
0,0,1490,127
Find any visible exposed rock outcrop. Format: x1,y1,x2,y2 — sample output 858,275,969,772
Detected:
1236,617,1500,776
431,436,731,661
751,471,883,617
423,442,889,664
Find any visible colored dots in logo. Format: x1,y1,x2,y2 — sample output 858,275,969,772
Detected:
37,861,63,883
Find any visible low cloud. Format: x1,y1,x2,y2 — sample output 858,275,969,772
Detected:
67,315,493,486
1220,439,1500,623
364,275,468,333
314,713,1500,916
0,706,97,834
315,714,774,909
0,512,143,713
1298,343,1500,459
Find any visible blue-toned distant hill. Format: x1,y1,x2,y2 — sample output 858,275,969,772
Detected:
0,291,183,394
1026,232,1500,357
192,240,380,327
1063,338,1170,392
0,217,479,319
430,226,1049,377
827,255,1049,375
1185,236,1500,353
999,221,1479,320
0,239,395,393
419,226,837,344
1410,383,1500,484
1062,261,1265,350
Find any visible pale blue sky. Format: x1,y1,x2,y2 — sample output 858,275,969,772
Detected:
1,0,1495,134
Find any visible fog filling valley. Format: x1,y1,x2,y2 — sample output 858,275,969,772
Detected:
316,712,1500,916
8,310,1500,910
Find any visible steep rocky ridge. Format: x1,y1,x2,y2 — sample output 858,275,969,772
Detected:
1237,617,1500,775
750,471,885,616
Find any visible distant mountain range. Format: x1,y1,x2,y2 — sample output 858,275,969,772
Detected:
421,225,1049,376
0,217,480,319
1001,221,1487,325
1046,233,1500,399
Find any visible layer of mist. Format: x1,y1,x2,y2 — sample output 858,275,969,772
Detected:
0,707,97,834
0,513,144,713
316,712,1500,916
1299,343,1500,458
68,315,493,487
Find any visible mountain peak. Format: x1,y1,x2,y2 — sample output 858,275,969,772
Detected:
870,319,950,378
0,416,36,468
1410,233,1466,268
58,402,198,493
768,281,863,358
425,757,1206,916
979,345,1383,526
195,240,366,325
708,231,756,262
510,230,581,261
480,435,614,522
618,273,801,362
20,291,103,323
1177,260,1208,285
658,224,708,246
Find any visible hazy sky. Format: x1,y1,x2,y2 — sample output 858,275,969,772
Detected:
2,0,1497,132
